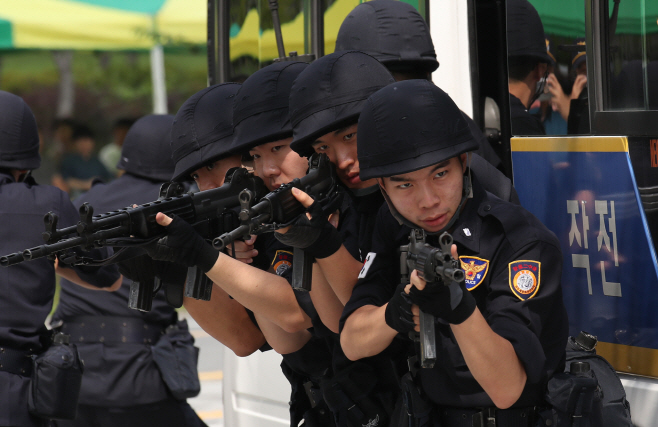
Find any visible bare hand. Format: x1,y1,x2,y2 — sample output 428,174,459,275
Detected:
227,235,258,264
571,74,588,100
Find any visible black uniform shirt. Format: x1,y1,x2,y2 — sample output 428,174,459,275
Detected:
510,94,546,136
0,173,86,351
341,175,568,408
53,173,179,407
338,187,384,262
0,172,117,426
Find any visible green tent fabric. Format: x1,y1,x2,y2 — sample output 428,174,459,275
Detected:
0,0,206,50
530,0,658,38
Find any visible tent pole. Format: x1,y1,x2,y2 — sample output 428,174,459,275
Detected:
151,44,167,114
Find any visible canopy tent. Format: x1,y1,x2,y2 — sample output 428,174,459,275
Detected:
0,0,207,113
530,0,658,38
0,0,206,49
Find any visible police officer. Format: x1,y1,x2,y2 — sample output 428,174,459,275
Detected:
168,82,268,357
334,0,519,200
507,0,552,136
339,80,568,426
146,62,345,426
334,0,504,172
52,115,206,427
0,90,121,427
283,50,406,427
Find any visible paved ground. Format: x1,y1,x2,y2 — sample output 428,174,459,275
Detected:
185,314,225,427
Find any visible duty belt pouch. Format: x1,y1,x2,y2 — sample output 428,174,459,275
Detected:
320,361,389,427
398,371,433,427
151,319,201,400
28,332,83,420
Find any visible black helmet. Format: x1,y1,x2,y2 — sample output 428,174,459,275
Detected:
289,51,395,157
116,114,176,182
231,62,308,153
358,79,478,181
335,0,438,74
170,83,241,182
507,0,552,63
0,91,40,170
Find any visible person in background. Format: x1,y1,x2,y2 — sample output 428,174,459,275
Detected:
507,0,552,136
52,115,206,427
58,125,112,198
0,90,121,427
99,117,135,178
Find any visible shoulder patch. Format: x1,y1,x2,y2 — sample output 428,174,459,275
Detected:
271,250,293,276
358,252,377,279
459,256,489,291
509,260,541,300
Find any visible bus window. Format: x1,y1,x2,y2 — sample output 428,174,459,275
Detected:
605,0,658,111
507,0,589,137
211,0,430,84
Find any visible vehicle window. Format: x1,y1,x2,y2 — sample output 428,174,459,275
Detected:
605,0,658,111
507,0,588,136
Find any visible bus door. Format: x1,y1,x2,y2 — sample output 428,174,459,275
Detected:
508,2,658,426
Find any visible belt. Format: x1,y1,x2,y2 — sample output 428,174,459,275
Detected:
0,347,33,376
438,406,538,427
60,316,165,344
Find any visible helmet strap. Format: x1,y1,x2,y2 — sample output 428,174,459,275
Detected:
378,153,473,234
350,183,380,197
531,67,550,106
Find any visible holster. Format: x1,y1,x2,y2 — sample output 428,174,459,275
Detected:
151,319,200,400
398,371,433,427
320,361,390,427
28,333,83,420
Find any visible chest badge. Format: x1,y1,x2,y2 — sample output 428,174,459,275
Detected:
271,250,293,276
459,256,489,291
509,260,541,300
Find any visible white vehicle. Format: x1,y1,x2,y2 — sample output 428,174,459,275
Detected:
208,1,658,426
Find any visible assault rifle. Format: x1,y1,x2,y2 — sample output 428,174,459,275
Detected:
400,230,465,369
0,167,268,311
212,153,340,291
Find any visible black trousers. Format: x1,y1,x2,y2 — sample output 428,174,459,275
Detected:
53,400,207,427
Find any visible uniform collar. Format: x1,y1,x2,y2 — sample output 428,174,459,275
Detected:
0,171,14,185
450,173,488,254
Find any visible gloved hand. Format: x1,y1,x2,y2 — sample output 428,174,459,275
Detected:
144,214,219,273
117,254,156,283
118,254,188,285
408,279,476,325
384,283,416,334
275,188,343,259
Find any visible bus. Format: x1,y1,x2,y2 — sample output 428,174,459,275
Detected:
207,1,658,426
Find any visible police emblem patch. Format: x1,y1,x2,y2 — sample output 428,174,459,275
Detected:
509,260,541,300
459,256,489,291
271,250,293,276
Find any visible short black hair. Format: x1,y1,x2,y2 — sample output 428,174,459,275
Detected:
508,56,542,81
113,118,135,129
72,125,95,141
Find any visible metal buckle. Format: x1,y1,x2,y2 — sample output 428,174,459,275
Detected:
472,408,496,427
